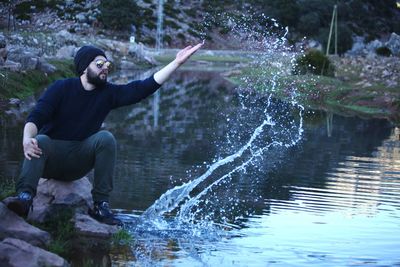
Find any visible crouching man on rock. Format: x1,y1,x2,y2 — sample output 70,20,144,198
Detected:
6,43,203,225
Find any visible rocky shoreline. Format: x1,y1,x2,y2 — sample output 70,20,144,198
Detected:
1,177,119,266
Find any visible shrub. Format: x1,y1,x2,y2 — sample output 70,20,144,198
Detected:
293,49,335,77
98,0,140,31
375,46,392,57
297,12,321,36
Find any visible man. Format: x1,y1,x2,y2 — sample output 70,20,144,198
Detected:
6,42,203,225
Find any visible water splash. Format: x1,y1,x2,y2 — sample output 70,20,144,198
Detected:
142,9,304,228
142,116,275,219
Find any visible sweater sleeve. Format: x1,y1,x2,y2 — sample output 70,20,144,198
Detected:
26,80,63,130
111,75,162,108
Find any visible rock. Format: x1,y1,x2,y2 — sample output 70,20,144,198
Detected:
76,13,87,23
104,51,114,63
306,39,323,51
386,32,400,56
366,39,383,53
0,32,6,48
37,59,57,74
7,46,41,71
73,213,118,239
347,36,366,56
2,60,22,72
382,69,391,78
0,203,51,247
56,45,77,59
0,47,7,61
72,213,118,251
120,60,137,70
8,98,20,106
55,30,76,46
0,238,69,267
28,177,93,223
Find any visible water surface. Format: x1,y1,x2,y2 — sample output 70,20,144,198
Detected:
1,69,399,266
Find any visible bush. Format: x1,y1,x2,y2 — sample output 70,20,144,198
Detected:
293,49,335,77
297,12,321,36
98,0,140,31
375,46,392,57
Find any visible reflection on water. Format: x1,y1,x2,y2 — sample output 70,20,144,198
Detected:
0,70,399,266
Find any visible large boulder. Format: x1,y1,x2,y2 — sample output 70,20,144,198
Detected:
0,32,6,49
0,203,50,247
55,30,76,46
37,59,57,74
73,213,118,239
7,46,41,71
346,36,365,56
56,45,77,59
28,177,93,223
0,33,6,65
0,238,69,267
386,32,400,56
72,213,118,250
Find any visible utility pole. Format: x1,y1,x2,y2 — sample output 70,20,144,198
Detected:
326,5,338,56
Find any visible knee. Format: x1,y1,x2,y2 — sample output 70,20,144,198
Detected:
95,130,116,149
36,135,51,151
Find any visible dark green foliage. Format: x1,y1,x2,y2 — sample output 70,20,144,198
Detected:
376,46,392,57
293,49,335,77
98,0,140,31
14,0,60,20
165,19,180,29
14,1,32,20
177,32,185,40
334,23,353,55
297,12,321,36
262,0,300,27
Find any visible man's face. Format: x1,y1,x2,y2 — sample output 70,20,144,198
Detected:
86,56,111,87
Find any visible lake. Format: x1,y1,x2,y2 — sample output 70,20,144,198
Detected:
1,68,399,266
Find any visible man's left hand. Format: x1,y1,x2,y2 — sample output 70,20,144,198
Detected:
175,41,204,65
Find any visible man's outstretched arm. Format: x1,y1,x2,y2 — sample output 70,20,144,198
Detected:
154,42,204,85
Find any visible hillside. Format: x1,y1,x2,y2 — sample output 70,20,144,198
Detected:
1,0,399,51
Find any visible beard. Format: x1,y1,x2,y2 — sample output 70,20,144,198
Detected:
86,66,107,87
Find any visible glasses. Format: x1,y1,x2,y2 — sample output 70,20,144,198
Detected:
95,59,112,70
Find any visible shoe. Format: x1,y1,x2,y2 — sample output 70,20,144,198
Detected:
6,191,33,217
89,201,122,226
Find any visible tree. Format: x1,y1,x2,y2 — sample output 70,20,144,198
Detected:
99,0,141,32
297,12,321,36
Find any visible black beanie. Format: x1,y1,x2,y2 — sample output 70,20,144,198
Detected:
74,45,106,75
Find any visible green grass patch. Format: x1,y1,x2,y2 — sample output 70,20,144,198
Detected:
0,59,75,101
112,228,133,246
31,209,75,257
0,177,16,200
226,63,399,120
154,53,252,64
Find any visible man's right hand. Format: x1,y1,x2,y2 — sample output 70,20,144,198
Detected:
23,138,42,160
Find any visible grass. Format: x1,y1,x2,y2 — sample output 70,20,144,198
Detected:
0,59,75,101
0,177,16,200
31,209,75,257
112,228,133,246
155,54,252,64
225,60,399,121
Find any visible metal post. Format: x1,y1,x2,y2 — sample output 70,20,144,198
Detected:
334,5,338,55
326,5,337,56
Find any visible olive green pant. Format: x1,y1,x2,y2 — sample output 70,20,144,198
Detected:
16,130,116,203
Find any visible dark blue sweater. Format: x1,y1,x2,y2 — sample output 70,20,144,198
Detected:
27,75,161,141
